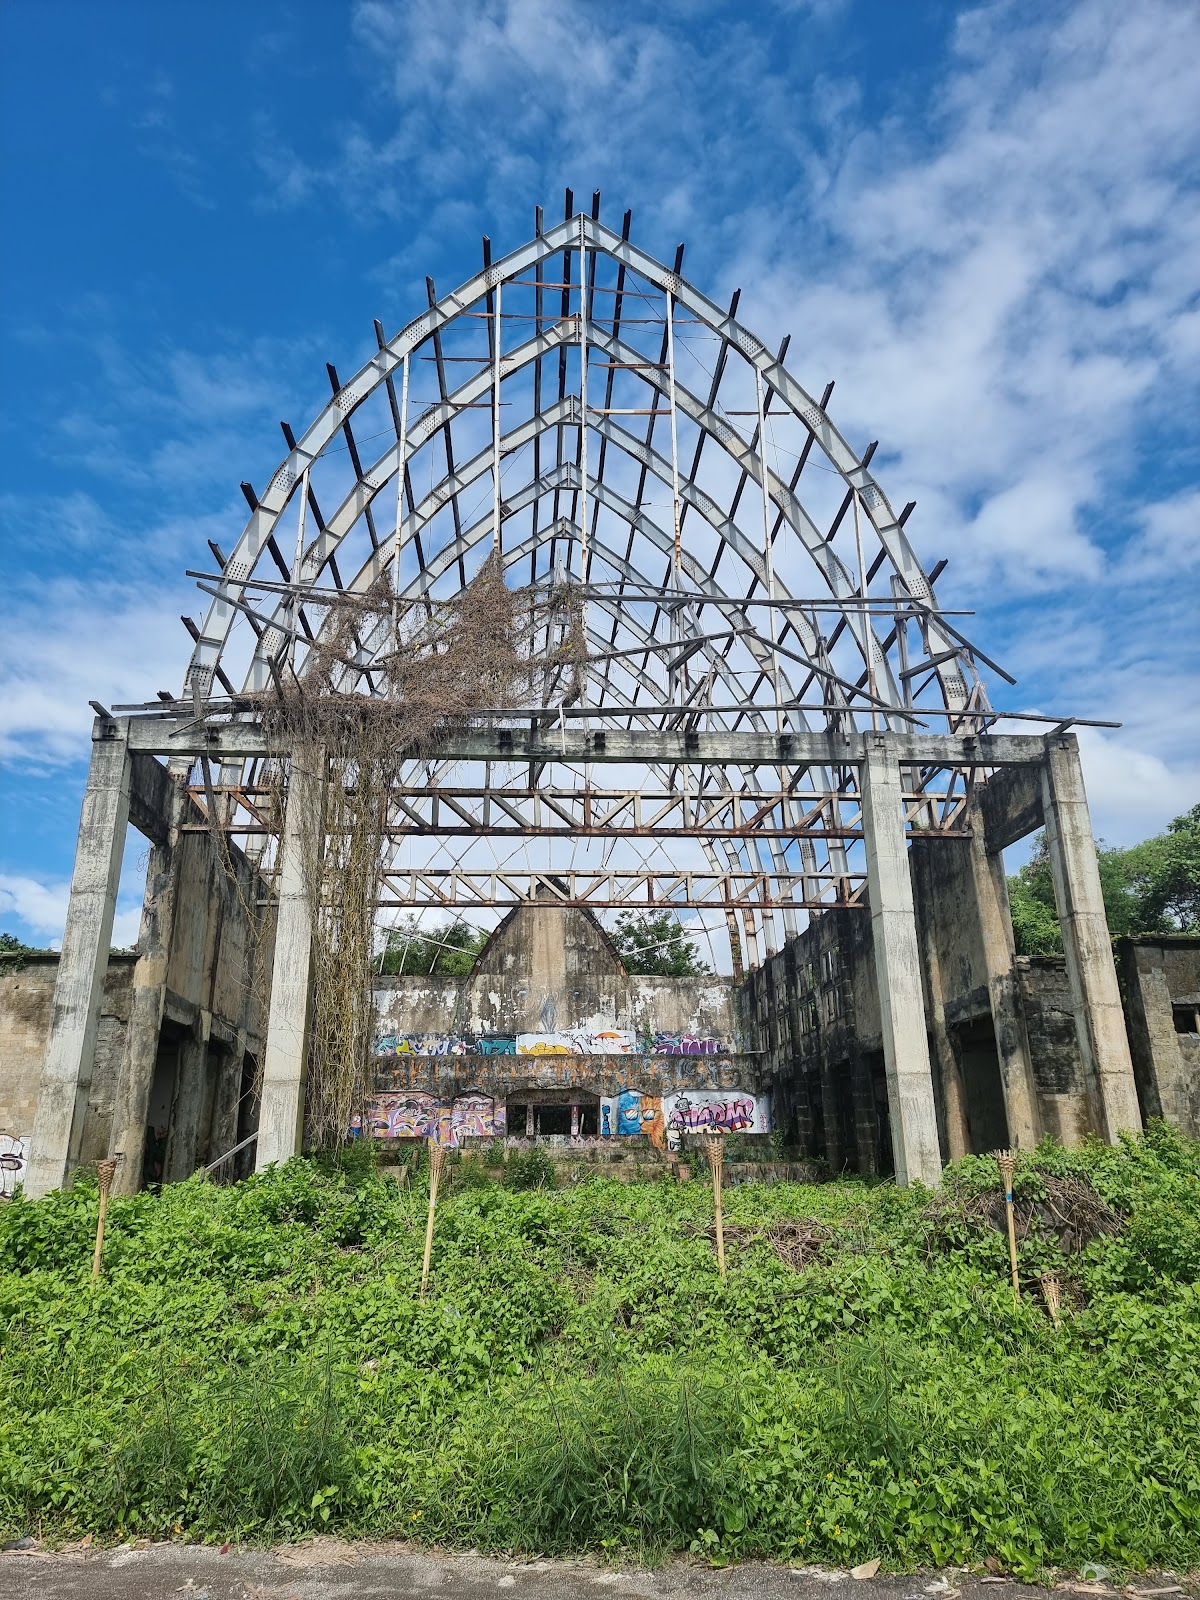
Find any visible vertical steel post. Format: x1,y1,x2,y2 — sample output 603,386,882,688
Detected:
290,466,309,669
577,214,590,577
392,352,410,631
491,280,503,556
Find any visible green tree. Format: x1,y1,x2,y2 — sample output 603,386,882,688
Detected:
1007,805,1200,956
375,917,487,976
608,909,711,976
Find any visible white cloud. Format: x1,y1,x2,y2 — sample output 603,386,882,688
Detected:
0,874,143,950
0,576,193,767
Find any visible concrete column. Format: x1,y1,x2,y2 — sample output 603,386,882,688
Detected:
860,737,942,1186
1041,735,1141,1140
108,762,190,1194
164,1026,208,1181
968,809,1040,1148
26,725,132,1198
255,751,322,1170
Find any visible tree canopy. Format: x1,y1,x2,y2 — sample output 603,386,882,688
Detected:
608,909,712,977
374,917,488,977
1008,803,1200,957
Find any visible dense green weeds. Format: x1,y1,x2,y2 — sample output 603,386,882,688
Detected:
2,1125,1198,1572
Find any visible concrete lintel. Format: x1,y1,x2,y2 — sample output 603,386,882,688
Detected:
122,714,1051,770
127,752,174,847
979,765,1045,854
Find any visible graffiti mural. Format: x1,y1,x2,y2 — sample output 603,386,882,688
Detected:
368,1093,442,1139
517,1028,637,1055
478,1036,516,1055
0,1134,27,1199
450,1094,497,1142
373,1034,473,1057
664,1091,769,1137
359,1093,500,1146
641,1032,724,1056
599,1091,666,1147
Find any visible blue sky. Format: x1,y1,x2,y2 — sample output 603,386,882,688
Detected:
1,0,1198,948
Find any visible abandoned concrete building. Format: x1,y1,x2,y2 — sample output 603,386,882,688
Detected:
4,202,1196,1201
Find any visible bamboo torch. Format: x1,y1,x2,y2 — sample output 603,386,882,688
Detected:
705,1132,727,1278
1040,1271,1063,1329
996,1149,1020,1308
91,1157,120,1281
420,1139,447,1298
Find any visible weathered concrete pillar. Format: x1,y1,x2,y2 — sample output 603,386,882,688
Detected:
968,809,1040,1148
108,761,190,1194
164,1026,208,1181
255,751,322,1170
1041,735,1142,1140
861,738,942,1186
26,724,132,1198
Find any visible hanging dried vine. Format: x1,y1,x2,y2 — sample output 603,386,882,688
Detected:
258,555,585,1148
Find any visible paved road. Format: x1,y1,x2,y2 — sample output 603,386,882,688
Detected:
3,1541,1192,1600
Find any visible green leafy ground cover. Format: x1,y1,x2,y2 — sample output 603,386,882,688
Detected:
2,1127,1199,1575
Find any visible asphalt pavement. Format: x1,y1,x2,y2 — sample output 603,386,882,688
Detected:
3,1540,1195,1600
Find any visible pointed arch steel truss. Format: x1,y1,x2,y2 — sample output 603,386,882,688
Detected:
119,198,1079,968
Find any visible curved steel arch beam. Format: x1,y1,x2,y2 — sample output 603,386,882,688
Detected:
186,214,971,710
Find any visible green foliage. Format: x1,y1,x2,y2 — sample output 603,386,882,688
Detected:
2,1134,1199,1572
0,931,48,975
374,916,487,976
1007,805,1200,956
608,909,712,976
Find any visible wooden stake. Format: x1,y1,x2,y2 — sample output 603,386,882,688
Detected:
705,1133,726,1278
91,1158,119,1281
996,1149,1019,1308
420,1140,447,1298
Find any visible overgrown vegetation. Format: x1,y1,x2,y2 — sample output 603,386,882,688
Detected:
609,908,712,976
2,1126,1199,1574
1008,804,1200,957
252,558,585,1145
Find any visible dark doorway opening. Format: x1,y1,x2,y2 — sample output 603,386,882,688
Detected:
865,1051,894,1176
953,1019,1009,1153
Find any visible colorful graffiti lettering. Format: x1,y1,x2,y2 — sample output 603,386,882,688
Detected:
643,1032,723,1056
450,1094,496,1142
0,1134,27,1200
373,1034,472,1057
478,1036,516,1055
665,1092,766,1135
361,1093,499,1147
517,1028,637,1055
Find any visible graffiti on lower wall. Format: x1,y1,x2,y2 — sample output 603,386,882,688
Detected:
354,1093,504,1147
0,1134,27,1199
664,1091,767,1137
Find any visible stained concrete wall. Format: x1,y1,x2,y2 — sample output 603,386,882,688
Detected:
374,900,741,1046
0,954,137,1189
1119,936,1200,1137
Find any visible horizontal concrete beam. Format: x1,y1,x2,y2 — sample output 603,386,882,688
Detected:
122,716,1050,770
979,765,1045,853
